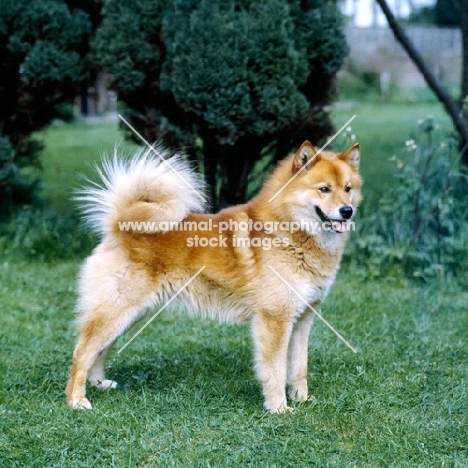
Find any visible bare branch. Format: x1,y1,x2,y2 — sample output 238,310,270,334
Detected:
374,0,468,161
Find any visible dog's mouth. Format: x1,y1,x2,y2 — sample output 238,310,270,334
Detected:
315,206,352,233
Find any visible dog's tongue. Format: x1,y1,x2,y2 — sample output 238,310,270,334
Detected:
331,221,351,233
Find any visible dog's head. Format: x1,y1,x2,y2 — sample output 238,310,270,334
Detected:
287,140,362,234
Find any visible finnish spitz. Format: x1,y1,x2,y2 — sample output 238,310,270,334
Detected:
66,141,362,413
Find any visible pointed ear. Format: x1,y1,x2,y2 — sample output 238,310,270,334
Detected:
339,143,360,171
292,141,319,173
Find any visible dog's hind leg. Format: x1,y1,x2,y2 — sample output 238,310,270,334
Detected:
251,311,293,413
65,301,150,410
287,308,315,403
88,345,117,390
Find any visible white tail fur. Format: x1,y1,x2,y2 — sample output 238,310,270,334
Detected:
76,145,206,237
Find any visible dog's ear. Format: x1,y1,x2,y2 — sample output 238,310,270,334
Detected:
339,143,360,171
292,141,319,173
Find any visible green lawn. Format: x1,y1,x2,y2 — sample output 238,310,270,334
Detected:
37,120,138,212
1,105,467,466
0,260,466,466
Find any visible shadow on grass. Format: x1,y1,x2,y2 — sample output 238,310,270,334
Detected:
87,335,261,411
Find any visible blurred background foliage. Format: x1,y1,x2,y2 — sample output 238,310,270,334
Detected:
94,0,348,206
0,0,467,283
0,0,99,208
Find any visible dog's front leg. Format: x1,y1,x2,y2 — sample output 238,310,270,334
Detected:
251,312,293,413
287,308,315,402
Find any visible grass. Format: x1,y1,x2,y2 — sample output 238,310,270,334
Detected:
1,101,467,466
0,259,467,466
36,119,138,212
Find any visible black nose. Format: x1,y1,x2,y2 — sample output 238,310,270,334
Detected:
339,205,353,220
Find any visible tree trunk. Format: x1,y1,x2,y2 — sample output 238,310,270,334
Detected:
375,0,468,163
218,138,261,208
201,135,220,211
460,0,468,100
202,136,265,209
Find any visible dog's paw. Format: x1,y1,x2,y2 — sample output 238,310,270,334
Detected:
273,404,294,414
305,395,317,403
89,379,118,390
265,399,293,414
288,381,310,402
289,391,317,405
69,397,92,410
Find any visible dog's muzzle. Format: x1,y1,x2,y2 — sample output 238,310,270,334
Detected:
315,206,354,233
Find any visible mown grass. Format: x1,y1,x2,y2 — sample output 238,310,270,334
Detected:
1,103,467,466
0,259,467,466
37,119,138,212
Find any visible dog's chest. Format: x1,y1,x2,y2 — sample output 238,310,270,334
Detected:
290,238,343,278
293,270,336,307
279,240,343,308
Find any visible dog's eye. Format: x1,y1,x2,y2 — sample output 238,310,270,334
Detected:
345,186,351,193
319,187,330,194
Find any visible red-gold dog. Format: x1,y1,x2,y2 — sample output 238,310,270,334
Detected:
66,141,362,413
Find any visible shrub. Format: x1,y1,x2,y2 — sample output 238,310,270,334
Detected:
94,0,348,207
348,117,468,283
0,0,94,210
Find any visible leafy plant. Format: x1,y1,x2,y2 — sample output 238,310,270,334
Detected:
348,117,468,282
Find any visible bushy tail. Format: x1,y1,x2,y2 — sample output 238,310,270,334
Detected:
76,145,206,237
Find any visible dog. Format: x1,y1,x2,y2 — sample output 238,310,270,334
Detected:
66,140,362,413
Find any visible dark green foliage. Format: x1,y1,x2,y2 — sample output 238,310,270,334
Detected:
0,0,93,209
408,0,458,26
0,137,16,200
93,0,165,92
435,0,459,27
407,6,436,24
162,0,309,145
94,0,348,207
347,117,468,282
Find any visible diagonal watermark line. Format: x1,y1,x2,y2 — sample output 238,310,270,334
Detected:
117,266,206,354
118,114,207,203
268,115,357,203
268,266,358,353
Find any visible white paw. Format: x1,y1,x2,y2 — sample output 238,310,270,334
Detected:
69,397,92,410
89,379,118,390
265,399,293,414
289,389,317,404
288,388,308,402
288,378,312,401
273,404,294,414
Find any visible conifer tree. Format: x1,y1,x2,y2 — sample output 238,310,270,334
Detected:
0,0,93,208
95,0,348,206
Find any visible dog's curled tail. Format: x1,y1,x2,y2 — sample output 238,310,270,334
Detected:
76,145,206,237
